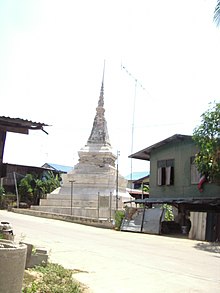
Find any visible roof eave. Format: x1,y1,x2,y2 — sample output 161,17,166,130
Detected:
129,134,192,161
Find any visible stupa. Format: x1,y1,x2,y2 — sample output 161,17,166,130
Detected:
32,68,129,218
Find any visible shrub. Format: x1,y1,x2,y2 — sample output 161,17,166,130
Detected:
22,263,82,293
0,193,16,209
114,210,125,230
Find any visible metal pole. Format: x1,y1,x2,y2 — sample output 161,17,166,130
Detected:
140,205,146,232
116,150,120,210
141,181,144,200
69,180,75,216
97,192,100,219
109,192,112,222
130,80,137,187
121,65,146,189
13,172,19,208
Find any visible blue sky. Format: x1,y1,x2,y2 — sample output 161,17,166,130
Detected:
1,0,220,176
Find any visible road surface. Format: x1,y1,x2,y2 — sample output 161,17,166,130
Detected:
1,210,220,293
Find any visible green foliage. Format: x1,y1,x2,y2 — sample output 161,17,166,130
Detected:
19,171,61,205
193,102,220,181
0,186,5,195
19,174,35,200
162,204,174,221
0,193,16,209
22,263,82,293
114,210,125,230
42,171,61,194
0,186,5,208
142,185,149,192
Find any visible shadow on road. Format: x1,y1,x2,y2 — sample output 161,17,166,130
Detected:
194,242,220,254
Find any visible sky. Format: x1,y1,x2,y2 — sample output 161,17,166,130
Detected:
1,0,220,177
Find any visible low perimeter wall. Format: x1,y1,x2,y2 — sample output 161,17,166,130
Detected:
11,208,114,229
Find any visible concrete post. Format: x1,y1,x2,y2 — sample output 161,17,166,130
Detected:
0,240,27,293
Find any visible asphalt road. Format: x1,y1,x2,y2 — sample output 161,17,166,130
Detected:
1,210,220,293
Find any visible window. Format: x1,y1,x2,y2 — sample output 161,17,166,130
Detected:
157,159,174,186
190,156,200,184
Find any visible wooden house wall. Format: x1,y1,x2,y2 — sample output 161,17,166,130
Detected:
149,138,220,199
2,164,49,192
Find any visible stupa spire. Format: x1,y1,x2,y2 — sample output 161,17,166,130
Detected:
87,62,111,146
98,61,105,107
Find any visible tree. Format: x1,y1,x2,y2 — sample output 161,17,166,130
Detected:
193,101,220,182
19,171,61,205
19,173,35,204
214,0,220,26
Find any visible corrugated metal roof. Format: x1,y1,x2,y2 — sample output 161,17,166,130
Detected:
42,163,73,173
129,134,192,161
124,197,220,205
125,171,149,181
0,116,49,134
0,116,48,127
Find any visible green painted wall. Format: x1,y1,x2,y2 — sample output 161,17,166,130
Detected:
149,137,220,198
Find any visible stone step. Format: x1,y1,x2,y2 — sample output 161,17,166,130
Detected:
48,190,118,199
30,205,112,218
40,199,99,207
45,192,121,200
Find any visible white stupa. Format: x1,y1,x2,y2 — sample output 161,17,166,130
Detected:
32,67,129,218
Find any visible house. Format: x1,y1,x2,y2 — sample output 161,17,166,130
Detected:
41,163,73,174
125,171,149,187
2,163,66,194
0,116,48,180
2,163,53,194
125,134,220,241
125,172,149,200
0,116,48,208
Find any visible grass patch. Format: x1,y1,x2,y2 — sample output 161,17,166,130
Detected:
22,262,83,293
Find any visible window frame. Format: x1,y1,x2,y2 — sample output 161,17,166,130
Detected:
157,159,174,186
190,156,200,184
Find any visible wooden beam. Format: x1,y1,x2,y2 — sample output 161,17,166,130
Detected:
0,130,6,164
0,126,29,134
0,131,6,178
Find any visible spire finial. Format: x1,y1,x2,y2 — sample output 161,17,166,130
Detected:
102,59,105,85
87,61,111,146
99,60,105,107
